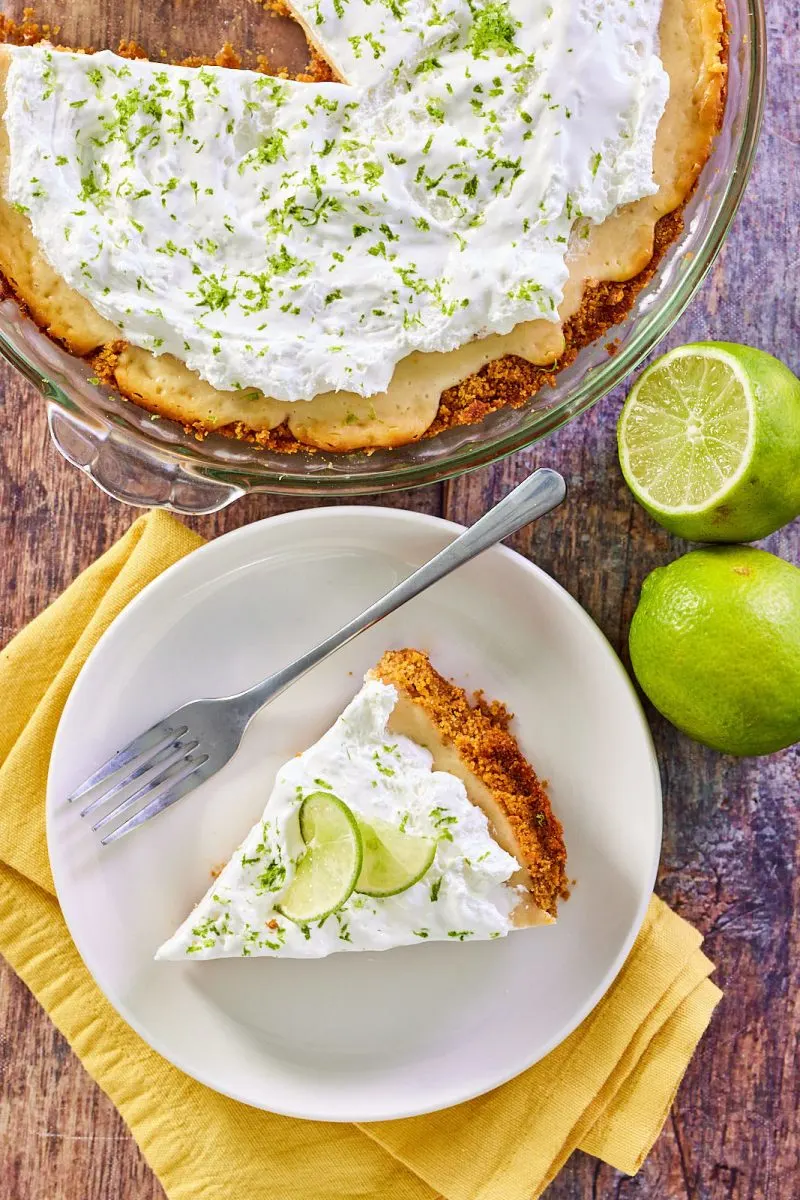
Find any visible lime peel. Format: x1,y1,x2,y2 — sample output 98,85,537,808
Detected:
629,547,800,757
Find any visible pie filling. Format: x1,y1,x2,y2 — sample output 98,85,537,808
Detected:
0,0,727,450
157,652,566,961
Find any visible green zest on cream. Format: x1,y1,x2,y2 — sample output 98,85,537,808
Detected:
156,678,522,961
4,0,667,401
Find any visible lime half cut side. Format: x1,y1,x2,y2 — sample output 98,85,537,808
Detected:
617,343,800,542
619,345,754,513
355,817,437,898
277,792,362,924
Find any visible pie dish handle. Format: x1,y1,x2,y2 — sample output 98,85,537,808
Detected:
46,401,246,513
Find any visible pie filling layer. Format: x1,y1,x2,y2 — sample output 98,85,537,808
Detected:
157,653,566,961
0,0,726,449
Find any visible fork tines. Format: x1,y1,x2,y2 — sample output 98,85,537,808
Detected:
67,720,208,844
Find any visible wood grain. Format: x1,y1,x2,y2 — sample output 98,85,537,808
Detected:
1,0,798,1197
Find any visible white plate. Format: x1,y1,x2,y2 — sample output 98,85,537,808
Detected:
47,507,661,1122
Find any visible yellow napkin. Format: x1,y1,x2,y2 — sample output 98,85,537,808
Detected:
0,510,722,1200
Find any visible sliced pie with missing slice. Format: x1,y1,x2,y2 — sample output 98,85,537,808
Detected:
156,650,567,961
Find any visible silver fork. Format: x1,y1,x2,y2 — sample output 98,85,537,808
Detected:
68,467,566,844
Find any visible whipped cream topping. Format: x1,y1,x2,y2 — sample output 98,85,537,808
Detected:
3,3,668,401
156,679,520,960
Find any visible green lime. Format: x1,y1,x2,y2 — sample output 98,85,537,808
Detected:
355,817,437,897
629,547,800,756
618,342,800,542
277,792,362,924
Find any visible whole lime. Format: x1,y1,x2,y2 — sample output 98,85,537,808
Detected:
618,342,800,542
629,546,800,755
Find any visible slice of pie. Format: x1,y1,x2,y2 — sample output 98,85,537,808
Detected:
156,650,566,961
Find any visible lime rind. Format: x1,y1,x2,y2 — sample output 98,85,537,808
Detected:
618,345,756,516
276,792,363,924
355,817,437,898
629,547,800,756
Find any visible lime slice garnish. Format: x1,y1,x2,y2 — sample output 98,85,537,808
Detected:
618,344,754,513
355,817,437,898
277,792,362,924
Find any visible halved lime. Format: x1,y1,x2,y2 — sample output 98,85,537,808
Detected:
618,343,800,542
355,817,437,898
277,792,362,924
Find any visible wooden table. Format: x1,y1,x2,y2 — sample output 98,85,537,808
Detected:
1,1,798,1196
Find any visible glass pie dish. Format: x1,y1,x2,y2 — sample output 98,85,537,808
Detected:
0,0,765,511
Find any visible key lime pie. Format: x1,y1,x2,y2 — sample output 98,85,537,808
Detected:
0,0,724,451
157,650,567,960
0,0,726,452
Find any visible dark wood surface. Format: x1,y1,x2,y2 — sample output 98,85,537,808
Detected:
1,1,798,1196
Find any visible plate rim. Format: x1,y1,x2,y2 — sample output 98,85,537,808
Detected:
47,504,663,1121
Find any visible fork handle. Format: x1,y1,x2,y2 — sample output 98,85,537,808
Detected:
236,467,566,719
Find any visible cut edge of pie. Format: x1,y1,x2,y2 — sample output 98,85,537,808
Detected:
0,0,728,454
370,648,567,925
